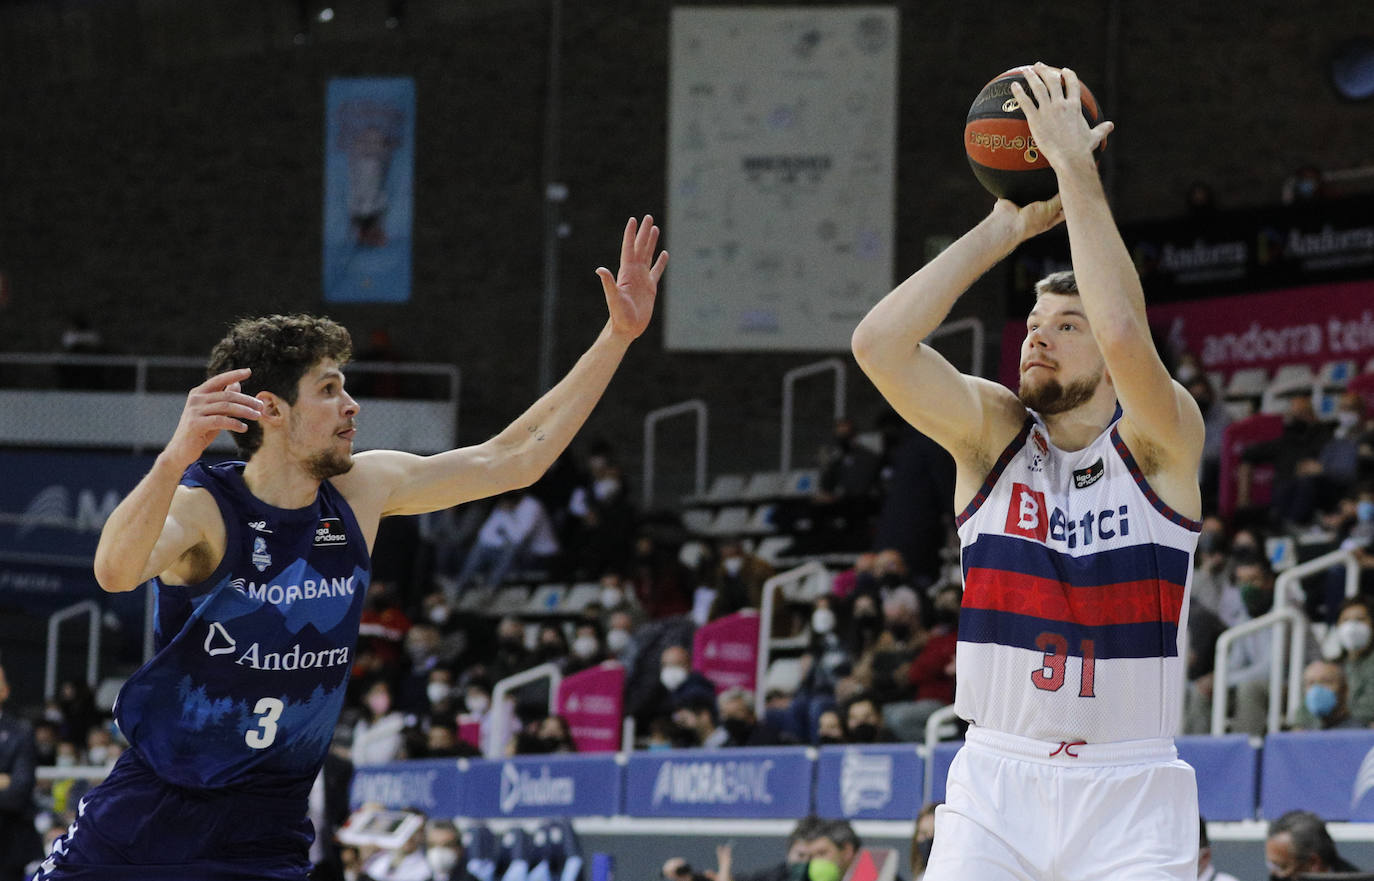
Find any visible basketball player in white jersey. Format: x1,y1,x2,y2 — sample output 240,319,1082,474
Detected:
852,64,1204,880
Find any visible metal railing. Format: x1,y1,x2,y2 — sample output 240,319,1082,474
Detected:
45,600,100,700
753,561,831,718
922,704,961,806
0,353,460,454
1210,605,1307,736
1274,547,1359,610
487,662,562,758
641,400,708,509
779,360,847,473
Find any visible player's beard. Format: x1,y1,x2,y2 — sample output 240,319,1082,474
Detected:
305,447,354,480
1018,369,1102,415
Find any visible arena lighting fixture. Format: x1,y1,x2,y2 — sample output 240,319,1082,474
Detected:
1330,37,1374,101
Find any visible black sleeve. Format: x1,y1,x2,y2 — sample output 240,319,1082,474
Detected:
0,720,36,813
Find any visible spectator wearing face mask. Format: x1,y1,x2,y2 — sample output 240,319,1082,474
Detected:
1190,516,1237,624
352,679,407,766
604,610,637,664
708,540,776,620
565,623,610,674
422,820,478,881
715,688,795,747
490,616,533,682
1293,660,1362,730
1333,597,1374,726
423,668,461,723
884,586,960,741
654,645,719,720
1182,372,1231,515
797,597,854,702
670,693,722,748
842,694,896,744
1185,556,1277,736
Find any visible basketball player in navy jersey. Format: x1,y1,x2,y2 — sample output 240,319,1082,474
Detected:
852,65,1204,880
35,216,666,880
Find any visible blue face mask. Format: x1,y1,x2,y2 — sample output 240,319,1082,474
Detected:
1358,500,1374,524
1305,684,1339,718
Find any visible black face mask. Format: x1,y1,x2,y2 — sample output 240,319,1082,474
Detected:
818,735,844,745
888,624,911,642
848,722,878,743
723,717,753,743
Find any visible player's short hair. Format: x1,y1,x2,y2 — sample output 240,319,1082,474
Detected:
206,314,352,458
788,815,827,847
1034,270,1079,298
811,818,862,853
1268,809,1341,869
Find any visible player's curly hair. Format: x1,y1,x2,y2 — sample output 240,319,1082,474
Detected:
206,314,352,458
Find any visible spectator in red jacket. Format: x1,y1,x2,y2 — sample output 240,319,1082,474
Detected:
884,584,961,741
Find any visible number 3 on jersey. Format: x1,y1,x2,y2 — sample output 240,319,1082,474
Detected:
246,697,284,749
1031,632,1096,697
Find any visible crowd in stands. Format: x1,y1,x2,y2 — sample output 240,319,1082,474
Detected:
6,352,1374,878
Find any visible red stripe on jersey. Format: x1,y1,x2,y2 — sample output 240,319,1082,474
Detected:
963,567,1186,627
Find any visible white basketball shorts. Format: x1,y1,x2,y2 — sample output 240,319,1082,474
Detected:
924,726,1199,881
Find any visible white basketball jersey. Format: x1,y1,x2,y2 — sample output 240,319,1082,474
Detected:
953,412,1200,743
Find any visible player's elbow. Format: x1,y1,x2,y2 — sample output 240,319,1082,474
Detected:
850,321,885,372
93,557,141,594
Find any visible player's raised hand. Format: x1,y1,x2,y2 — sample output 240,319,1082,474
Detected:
991,192,1065,243
596,214,669,341
164,368,265,468
1010,63,1114,171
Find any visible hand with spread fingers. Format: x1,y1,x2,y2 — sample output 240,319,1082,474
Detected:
596,214,669,341
164,368,265,470
1009,62,1114,173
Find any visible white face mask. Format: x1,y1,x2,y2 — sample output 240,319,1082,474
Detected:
56,754,76,768
811,607,836,634
466,694,490,716
427,682,451,705
572,635,600,659
427,846,460,875
600,587,624,609
86,746,108,765
1339,619,1373,653
660,665,689,692
606,628,631,653
723,557,744,576
429,605,451,625
593,478,622,501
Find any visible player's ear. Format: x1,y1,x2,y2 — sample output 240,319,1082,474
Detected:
256,392,285,423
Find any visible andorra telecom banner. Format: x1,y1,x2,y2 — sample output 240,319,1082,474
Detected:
322,77,415,303
998,279,1374,388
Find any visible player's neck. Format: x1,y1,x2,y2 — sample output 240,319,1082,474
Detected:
1039,392,1119,452
241,454,323,510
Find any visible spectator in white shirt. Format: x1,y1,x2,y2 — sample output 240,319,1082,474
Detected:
447,492,561,597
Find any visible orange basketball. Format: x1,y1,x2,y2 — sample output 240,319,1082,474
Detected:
964,65,1105,205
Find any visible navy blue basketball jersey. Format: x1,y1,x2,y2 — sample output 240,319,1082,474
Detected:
113,461,371,795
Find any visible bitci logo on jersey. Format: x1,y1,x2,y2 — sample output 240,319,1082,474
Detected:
1004,483,1048,541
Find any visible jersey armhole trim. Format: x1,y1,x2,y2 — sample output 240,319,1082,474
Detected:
1109,427,1203,532
955,415,1034,528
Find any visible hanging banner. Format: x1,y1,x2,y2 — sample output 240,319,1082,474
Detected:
556,663,625,753
693,610,760,694
998,280,1374,389
665,7,898,351
323,77,415,303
